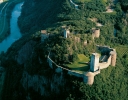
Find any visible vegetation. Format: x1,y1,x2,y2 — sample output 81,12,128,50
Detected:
0,0,128,100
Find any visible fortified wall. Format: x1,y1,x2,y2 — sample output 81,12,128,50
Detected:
47,53,100,85
47,45,116,85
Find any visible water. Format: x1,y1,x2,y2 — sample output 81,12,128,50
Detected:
0,2,23,53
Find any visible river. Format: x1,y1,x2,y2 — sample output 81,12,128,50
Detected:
0,2,23,53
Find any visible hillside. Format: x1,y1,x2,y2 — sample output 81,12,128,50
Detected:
0,0,128,100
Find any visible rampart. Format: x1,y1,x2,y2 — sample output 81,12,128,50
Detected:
47,53,100,85
99,55,111,69
47,46,116,85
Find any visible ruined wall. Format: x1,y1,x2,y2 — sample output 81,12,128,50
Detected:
94,29,100,38
91,46,117,69
110,51,116,66
83,72,94,85
99,55,111,69
97,45,113,54
92,29,100,38
47,54,96,85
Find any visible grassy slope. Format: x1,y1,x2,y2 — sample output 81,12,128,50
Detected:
66,54,90,72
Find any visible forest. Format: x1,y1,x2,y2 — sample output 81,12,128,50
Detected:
0,0,128,100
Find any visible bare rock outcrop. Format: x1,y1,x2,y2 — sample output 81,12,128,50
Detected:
21,71,65,96
16,40,36,64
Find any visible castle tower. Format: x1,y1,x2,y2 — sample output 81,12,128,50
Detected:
110,50,116,66
64,29,70,38
90,53,99,72
61,26,70,38
94,29,100,38
83,40,87,46
84,72,94,85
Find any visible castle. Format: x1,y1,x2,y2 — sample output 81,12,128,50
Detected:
41,26,117,85
47,45,117,85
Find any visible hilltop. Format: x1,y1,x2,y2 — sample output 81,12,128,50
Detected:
0,0,128,100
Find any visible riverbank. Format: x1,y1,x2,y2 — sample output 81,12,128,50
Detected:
0,0,23,43
0,2,23,99
0,2,23,53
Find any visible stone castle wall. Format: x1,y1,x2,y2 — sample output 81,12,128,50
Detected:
97,45,113,54
47,55,83,77
99,55,111,69
47,54,97,85
91,46,117,70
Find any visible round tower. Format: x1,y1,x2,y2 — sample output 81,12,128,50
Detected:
110,51,116,66
84,72,95,85
94,29,100,38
